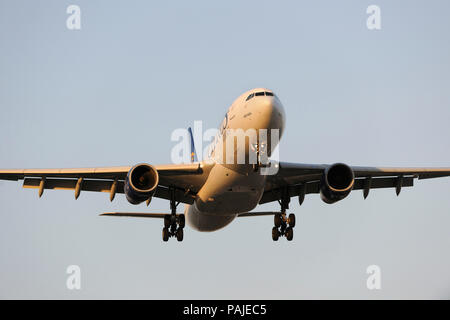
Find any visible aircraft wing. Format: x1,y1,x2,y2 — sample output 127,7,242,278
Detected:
0,163,212,204
261,162,450,204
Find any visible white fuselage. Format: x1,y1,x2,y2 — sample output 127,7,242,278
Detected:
185,88,286,231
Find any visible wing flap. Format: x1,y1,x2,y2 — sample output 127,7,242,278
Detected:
22,178,196,204
23,178,123,193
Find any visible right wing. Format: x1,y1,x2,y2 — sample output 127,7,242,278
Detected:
0,163,213,204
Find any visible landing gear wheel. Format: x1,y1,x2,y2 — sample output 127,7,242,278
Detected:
274,214,282,228
178,214,185,229
286,227,294,241
164,215,171,228
162,227,169,242
272,227,279,241
288,213,296,228
176,228,184,242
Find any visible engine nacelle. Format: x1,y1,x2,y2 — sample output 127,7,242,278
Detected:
320,163,354,204
124,163,159,205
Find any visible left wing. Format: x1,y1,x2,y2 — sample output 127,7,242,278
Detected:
0,163,212,204
261,162,450,204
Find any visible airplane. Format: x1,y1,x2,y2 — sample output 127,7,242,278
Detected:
1,87,450,242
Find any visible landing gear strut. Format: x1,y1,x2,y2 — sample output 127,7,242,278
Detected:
162,188,185,242
272,188,296,241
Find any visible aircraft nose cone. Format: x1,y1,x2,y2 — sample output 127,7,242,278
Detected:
258,96,275,116
256,97,285,132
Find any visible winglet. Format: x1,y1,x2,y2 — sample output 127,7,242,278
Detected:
187,127,198,163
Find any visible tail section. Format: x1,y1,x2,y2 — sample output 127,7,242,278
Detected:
187,127,198,163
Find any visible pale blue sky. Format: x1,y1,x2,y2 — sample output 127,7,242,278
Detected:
1,0,450,299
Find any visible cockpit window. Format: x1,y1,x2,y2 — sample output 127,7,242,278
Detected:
246,91,275,101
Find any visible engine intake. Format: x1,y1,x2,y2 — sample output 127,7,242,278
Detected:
320,163,354,204
124,163,159,205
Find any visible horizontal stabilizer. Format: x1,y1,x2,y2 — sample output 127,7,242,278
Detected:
238,211,279,217
103,211,278,218
100,212,180,218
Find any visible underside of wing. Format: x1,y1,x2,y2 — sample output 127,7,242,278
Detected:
261,161,450,205
0,162,212,204
351,166,450,180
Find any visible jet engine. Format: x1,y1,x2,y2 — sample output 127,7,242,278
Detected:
124,163,159,205
320,163,354,204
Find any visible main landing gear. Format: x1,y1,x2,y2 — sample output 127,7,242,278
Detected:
162,188,185,242
162,214,185,242
272,213,295,241
272,187,296,241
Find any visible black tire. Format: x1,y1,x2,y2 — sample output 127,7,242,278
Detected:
176,228,184,242
164,215,171,228
162,227,169,242
274,214,282,228
288,213,296,228
272,227,279,241
178,214,185,229
286,227,293,241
